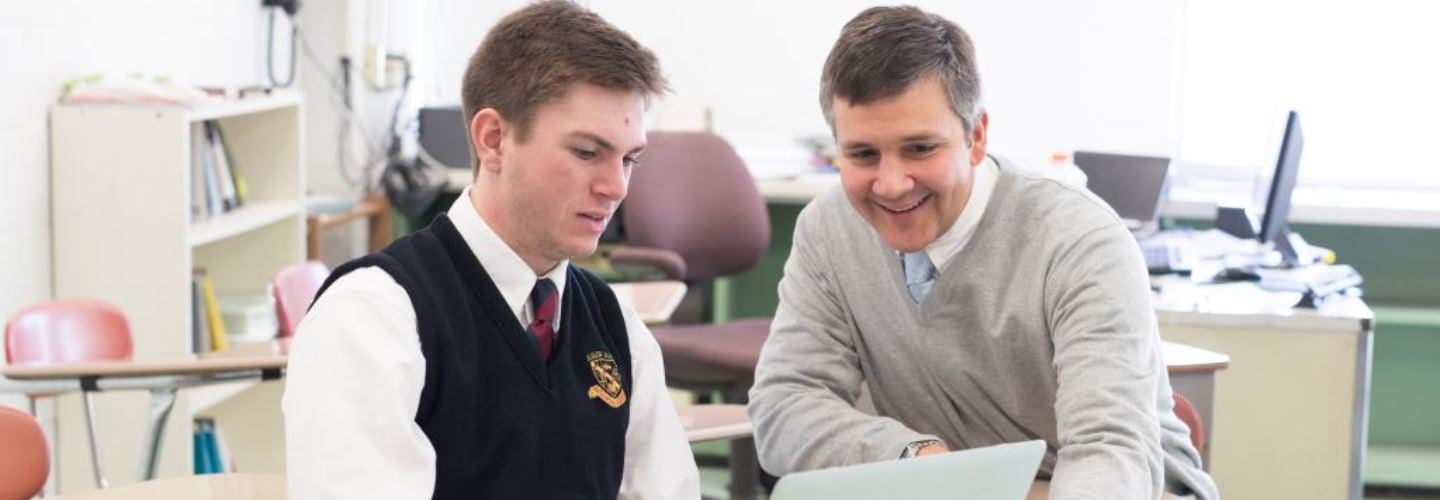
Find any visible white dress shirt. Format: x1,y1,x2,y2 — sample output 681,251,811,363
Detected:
920,155,999,272
282,189,701,499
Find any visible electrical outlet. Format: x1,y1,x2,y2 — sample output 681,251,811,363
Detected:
364,43,390,89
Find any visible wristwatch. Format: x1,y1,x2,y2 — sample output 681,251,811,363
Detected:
900,439,944,459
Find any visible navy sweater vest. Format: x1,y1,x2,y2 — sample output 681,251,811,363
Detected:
314,214,632,500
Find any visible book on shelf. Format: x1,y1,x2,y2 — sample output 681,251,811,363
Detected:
198,269,230,352
211,122,247,206
191,269,213,355
190,120,246,221
189,123,209,221
205,122,239,211
200,122,224,218
192,420,213,474
192,418,234,474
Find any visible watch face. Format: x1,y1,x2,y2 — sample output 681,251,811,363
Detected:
903,440,939,458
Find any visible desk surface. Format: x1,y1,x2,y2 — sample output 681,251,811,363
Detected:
3,339,290,380
612,281,687,326
1160,340,1229,373
7,312,1219,383
51,473,286,500
3,282,686,383
678,404,752,443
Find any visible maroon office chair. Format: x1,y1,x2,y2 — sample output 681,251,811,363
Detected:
5,299,134,488
612,131,771,497
0,405,50,500
272,261,331,337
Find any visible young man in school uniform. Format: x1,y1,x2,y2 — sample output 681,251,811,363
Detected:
282,2,700,499
747,7,1219,500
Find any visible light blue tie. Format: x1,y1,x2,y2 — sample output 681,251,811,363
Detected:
902,251,936,303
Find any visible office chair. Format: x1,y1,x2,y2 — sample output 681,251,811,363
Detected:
610,130,771,498
272,261,331,337
0,405,50,500
5,299,134,489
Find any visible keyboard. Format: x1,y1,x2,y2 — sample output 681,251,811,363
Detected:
1140,240,1191,275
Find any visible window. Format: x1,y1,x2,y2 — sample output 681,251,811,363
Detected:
1178,0,1440,191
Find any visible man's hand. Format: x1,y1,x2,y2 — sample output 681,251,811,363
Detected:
915,441,949,457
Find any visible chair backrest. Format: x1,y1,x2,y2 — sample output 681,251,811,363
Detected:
0,406,49,499
273,261,331,337
621,131,770,282
5,299,133,366
1173,392,1206,455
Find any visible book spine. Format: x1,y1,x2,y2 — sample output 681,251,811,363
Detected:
201,271,230,351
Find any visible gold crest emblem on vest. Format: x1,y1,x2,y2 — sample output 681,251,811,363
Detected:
586,351,627,408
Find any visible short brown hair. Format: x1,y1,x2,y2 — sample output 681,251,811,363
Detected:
461,0,665,149
820,6,982,134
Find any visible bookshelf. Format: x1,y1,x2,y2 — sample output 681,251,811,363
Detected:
50,92,303,490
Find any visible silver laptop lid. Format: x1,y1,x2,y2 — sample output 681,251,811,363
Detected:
1073,151,1172,231
772,440,1046,500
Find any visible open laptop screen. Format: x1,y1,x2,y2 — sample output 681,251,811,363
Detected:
1073,151,1172,229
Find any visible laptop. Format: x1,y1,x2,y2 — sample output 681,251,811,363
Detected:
1072,151,1172,232
1072,151,1191,273
771,440,1046,500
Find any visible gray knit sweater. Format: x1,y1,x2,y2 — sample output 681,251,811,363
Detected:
748,156,1218,499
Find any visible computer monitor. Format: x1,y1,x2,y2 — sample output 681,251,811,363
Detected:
1258,111,1303,246
1072,151,1172,231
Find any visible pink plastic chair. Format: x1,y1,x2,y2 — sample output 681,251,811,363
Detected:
5,298,134,489
0,405,50,499
1173,393,1207,461
272,261,331,337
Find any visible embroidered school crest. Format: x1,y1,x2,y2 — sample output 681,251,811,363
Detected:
586,351,627,408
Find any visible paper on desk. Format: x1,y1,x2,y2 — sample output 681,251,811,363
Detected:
1154,280,1302,315
1148,229,1260,260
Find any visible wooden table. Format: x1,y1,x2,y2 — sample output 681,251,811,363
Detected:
678,404,752,443
50,473,285,500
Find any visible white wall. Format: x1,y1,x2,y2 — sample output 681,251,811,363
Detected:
422,0,1183,168
299,0,429,199
0,1,274,411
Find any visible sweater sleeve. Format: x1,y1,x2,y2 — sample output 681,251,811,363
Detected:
1043,223,1166,500
747,205,941,475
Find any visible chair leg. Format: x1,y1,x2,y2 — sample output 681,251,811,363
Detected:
723,386,764,499
138,388,177,481
29,397,52,498
729,437,763,500
81,392,109,488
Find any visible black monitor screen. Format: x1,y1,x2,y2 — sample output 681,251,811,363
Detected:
1258,111,1303,245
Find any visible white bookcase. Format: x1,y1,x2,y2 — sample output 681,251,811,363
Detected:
49,92,303,491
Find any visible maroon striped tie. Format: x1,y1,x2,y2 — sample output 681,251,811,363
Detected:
528,279,558,362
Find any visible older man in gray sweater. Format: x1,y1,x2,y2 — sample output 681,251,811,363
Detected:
747,6,1218,500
